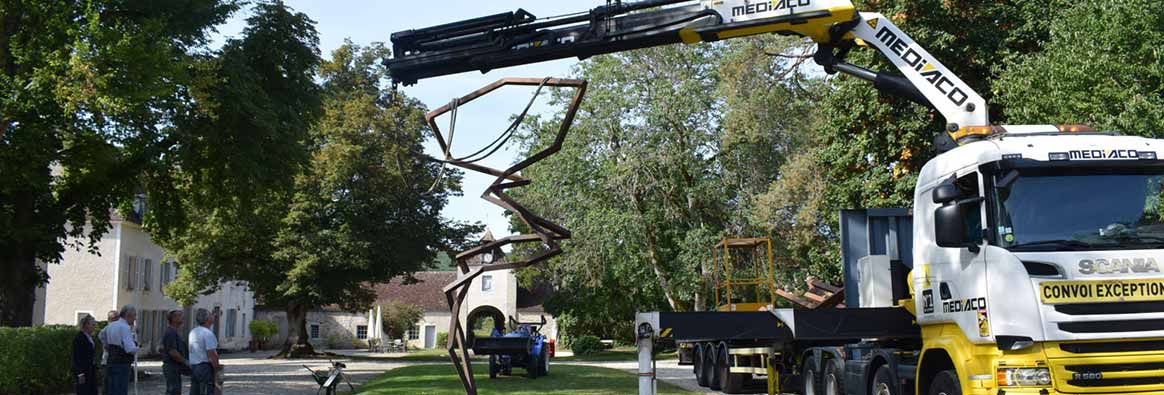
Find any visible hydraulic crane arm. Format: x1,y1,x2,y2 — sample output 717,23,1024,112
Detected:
388,0,988,131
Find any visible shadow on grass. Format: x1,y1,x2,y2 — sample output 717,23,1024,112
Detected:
357,363,697,395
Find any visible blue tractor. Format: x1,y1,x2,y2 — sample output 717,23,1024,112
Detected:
472,315,551,379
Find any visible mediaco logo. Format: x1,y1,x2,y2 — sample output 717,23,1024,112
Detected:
1079,258,1161,275
867,18,969,107
731,0,812,17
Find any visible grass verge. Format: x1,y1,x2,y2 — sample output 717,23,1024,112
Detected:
356,363,697,395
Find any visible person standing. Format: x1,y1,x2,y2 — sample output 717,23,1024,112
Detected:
188,308,220,395
98,310,119,392
72,315,98,395
162,310,192,395
99,305,138,395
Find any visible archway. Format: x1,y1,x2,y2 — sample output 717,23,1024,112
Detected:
465,305,505,347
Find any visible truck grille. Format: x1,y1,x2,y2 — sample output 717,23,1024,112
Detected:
1058,319,1164,334
1054,301,1164,315
1060,340,1164,354
1064,362,1164,388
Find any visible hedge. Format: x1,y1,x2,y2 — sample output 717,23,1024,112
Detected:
0,325,84,394
569,335,603,356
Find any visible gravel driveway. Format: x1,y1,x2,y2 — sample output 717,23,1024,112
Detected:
128,350,425,395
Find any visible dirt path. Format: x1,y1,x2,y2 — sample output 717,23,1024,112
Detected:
129,350,429,395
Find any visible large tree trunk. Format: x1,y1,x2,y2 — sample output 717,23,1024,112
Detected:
629,191,681,311
0,254,37,327
279,302,315,358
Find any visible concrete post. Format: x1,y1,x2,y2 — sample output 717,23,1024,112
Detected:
637,322,656,395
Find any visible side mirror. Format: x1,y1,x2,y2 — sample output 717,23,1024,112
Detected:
932,181,962,204
935,197,985,251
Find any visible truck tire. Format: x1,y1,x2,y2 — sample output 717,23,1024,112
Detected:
824,358,844,395
719,346,746,394
707,344,723,391
928,370,961,395
695,345,706,386
871,365,895,395
801,355,820,395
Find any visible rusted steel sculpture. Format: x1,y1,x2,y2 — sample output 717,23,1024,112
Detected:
425,77,587,395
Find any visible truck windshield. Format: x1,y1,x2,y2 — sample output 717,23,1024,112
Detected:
993,169,1164,252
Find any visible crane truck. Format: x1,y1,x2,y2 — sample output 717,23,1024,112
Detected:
387,1,1164,394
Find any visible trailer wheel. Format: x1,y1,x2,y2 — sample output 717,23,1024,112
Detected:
489,355,498,379
824,358,845,395
871,365,894,395
928,370,960,395
801,355,820,395
719,346,746,394
707,344,723,390
528,352,540,379
694,345,705,385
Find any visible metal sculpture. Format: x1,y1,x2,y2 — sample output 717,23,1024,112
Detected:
425,77,587,395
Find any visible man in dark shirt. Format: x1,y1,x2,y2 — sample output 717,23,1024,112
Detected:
162,310,192,395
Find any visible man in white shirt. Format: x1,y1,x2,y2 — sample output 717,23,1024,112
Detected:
97,310,119,389
97,305,137,395
188,308,220,395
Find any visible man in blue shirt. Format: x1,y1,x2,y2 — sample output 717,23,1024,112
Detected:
162,310,191,394
97,305,138,395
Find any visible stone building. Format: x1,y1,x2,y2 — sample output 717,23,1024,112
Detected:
256,231,557,350
33,204,255,353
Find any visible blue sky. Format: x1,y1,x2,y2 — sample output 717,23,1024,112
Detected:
213,1,588,239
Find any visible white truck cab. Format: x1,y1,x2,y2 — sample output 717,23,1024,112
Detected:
915,126,1164,393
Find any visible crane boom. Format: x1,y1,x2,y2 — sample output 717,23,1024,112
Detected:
388,0,989,130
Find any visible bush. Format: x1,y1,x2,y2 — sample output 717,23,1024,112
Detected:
249,319,278,351
570,335,603,356
0,325,80,394
435,331,448,348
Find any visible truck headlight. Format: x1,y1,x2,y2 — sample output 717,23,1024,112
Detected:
997,367,1052,386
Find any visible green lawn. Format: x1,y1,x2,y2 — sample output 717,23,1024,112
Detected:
555,347,678,362
356,363,697,395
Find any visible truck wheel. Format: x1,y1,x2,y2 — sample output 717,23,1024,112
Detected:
801,355,820,395
871,365,894,395
719,346,746,394
928,370,961,395
707,344,723,390
824,359,844,395
489,355,498,379
694,345,706,385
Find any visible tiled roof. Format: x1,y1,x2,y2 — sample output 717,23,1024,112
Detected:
371,271,458,312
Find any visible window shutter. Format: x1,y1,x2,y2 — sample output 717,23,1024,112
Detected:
126,257,135,290
143,259,152,291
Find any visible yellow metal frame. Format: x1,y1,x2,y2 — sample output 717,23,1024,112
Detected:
712,237,775,311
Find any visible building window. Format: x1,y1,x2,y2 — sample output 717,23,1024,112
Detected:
309,323,321,339
407,327,419,340
125,256,136,290
356,325,368,340
481,275,493,292
225,309,237,338
142,259,152,291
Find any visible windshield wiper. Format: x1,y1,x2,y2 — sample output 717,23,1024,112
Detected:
1007,239,1102,251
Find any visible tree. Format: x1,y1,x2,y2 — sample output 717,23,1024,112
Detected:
506,36,819,325
995,0,1164,135
0,0,239,326
163,38,473,357
380,301,424,341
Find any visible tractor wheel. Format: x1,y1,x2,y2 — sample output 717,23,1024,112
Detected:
489,355,498,379
540,346,550,376
528,353,540,379
871,365,896,395
694,345,707,386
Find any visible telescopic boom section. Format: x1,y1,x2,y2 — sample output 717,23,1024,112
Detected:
387,0,990,130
